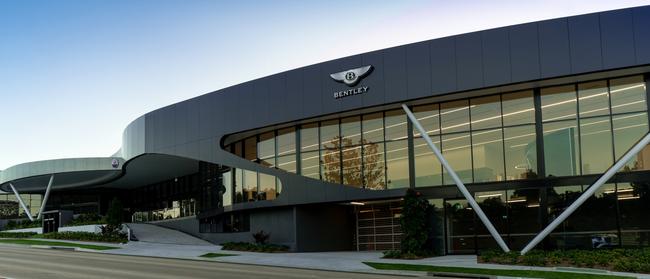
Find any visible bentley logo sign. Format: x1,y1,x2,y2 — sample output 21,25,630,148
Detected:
330,65,373,99
330,65,372,86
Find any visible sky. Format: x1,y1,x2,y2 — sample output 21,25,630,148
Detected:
1,0,650,170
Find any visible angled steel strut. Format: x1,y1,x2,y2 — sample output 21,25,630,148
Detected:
402,104,511,253
8,174,55,221
520,132,650,255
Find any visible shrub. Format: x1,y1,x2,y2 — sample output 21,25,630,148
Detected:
0,231,38,238
400,188,432,257
69,213,105,226
102,198,123,237
39,231,127,243
3,219,41,230
252,230,270,245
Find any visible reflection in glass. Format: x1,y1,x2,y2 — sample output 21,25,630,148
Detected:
442,132,472,184
277,155,296,173
222,170,232,207
578,81,609,118
580,116,613,174
502,90,535,126
503,125,537,180
470,95,501,130
472,129,504,182
413,104,440,137
362,113,384,144
386,140,409,189
300,150,320,179
613,112,650,172
441,100,470,133
277,127,296,156
414,137,442,187
244,137,257,161
234,169,243,203
342,145,363,187
475,191,507,250
363,142,386,190
258,173,277,200
258,132,275,167
320,120,339,149
610,76,647,114
445,199,475,254
341,116,362,146
300,123,318,152
541,85,576,122
617,182,650,247
543,120,580,177
243,170,257,202
507,188,540,250
385,110,407,141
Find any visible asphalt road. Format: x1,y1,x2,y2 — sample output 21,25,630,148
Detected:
0,246,415,279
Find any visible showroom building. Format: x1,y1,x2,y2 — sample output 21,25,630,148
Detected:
1,6,650,254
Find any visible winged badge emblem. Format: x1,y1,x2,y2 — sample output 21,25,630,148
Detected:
330,65,373,86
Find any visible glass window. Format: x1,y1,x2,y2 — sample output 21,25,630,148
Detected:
362,113,384,144
502,90,535,126
413,104,440,137
441,100,470,133
243,170,257,202
507,188,540,250
385,140,409,189
321,145,341,184
580,116,613,174
234,141,243,157
617,182,650,247
234,169,244,203
543,120,580,177
610,76,647,114
414,137,442,187
472,129,505,182
257,132,275,167
320,120,340,149
541,85,577,122
578,81,609,118
504,125,537,180
363,142,386,190
341,116,361,146
613,112,650,172
442,132,472,184
342,145,362,187
244,137,257,161
277,154,296,173
300,151,320,179
277,127,296,156
258,173,277,201
300,123,318,152
470,95,501,130
222,170,232,207
475,191,507,250
385,110,407,141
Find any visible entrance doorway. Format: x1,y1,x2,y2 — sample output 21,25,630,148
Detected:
355,201,403,251
445,199,476,254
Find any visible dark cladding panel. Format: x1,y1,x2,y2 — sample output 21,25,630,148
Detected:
144,114,155,152
430,37,457,94
285,69,304,119
455,32,483,91
568,13,603,73
406,41,432,99
538,18,571,77
383,47,408,103
253,78,271,127
174,101,188,145
199,92,214,139
186,98,200,142
267,74,288,123
509,23,540,82
301,65,323,119
237,83,256,130
633,6,650,64
361,50,385,107
600,9,635,69
481,28,511,87
219,87,237,134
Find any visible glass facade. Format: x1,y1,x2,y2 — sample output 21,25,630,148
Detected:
225,75,649,190
0,194,42,219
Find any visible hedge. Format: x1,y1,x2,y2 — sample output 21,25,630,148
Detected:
221,242,289,253
39,231,127,244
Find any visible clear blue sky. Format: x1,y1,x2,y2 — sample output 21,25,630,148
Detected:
1,0,649,170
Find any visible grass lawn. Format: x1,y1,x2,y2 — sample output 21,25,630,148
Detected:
0,239,119,251
364,262,633,279
199,253,237,258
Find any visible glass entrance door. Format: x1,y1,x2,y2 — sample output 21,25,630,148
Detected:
445,199,476,254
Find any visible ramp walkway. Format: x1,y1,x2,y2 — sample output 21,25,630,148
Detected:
126,223,212,245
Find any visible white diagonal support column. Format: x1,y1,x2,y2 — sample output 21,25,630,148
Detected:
521,132,650,255
402,104,511,253
9,183,34,222
36,175,54,220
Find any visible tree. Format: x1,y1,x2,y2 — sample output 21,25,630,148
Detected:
400,188,432,256
102,197,124,236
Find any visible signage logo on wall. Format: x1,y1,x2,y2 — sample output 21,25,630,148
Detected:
330,65,373,99
111,159,120,168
